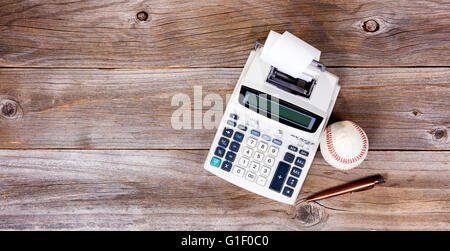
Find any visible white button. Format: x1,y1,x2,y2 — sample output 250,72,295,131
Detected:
260,166,271,177
243,148,253,157
257,141,268,152
247,137,257,148
253,152,264,162
268,146,279,156
238,157,249,168
256,176,267,186
232,166,245,177
249,161,260,172
245,172,256,182
264,156,275,167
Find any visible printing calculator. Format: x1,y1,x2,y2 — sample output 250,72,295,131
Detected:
203,31,340,204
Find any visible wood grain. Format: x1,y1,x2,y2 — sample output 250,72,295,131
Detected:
0,150,448,230
0,67,448,150
0,0,449,68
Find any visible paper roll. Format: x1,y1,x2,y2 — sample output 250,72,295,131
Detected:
260,31,321,79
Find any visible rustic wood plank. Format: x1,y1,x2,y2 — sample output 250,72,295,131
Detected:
0,150,448,230
0,67,448,150
0,0,449,67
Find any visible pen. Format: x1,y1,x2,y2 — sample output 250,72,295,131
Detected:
305,175,385,202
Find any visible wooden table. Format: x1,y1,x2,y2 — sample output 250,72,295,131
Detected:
0,0,449,230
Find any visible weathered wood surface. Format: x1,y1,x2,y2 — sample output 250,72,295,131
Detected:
0,67,448,150
0,0,449,68
0,150,448,230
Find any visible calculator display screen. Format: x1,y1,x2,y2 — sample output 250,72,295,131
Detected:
239,86,323,132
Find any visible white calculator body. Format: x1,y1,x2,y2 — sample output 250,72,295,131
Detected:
203,47,340,205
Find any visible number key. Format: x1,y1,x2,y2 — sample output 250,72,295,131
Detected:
247,137,257,148
268,146,279,156
257,141,268,152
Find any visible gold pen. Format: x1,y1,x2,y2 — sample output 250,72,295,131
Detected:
305,175,385,203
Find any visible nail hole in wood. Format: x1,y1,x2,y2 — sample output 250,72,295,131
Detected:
137,11,149,22
363,19,380,32
412,109,422,117
430,128,447,141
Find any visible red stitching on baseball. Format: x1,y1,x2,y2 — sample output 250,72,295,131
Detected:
326,122,368,165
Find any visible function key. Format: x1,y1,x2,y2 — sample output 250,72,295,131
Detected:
229,114,239,120
233,132,244,142
294,157,306,168
251,130,261,137
299,150,309,157
238,124,247,131
286,177,298,188
282,187,294,197
290,167,302,177
269,162,290,192
222,128,233,138
218,137,230,148
214,147,226,157
256,176,267,186
210,157,221,167
229,141,241,152
288,145,298,152
262,134,271,141
283,152,295,163
221,161,233,172
272,139,282,146
227,120,237,127
225,151,237,162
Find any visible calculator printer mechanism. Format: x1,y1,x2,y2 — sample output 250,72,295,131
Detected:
204,31,340,204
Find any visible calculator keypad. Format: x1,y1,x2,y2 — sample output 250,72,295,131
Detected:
210,112,311,198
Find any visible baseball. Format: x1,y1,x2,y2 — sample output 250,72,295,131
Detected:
319,121,369,170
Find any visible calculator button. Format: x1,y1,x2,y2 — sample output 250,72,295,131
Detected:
214,147,226,157
245,172,257,182
290,167,302,177
232,166,245,177
222,128,233,138
225,151,236,162
229,141,241,152
294,157,306,168
227,120,237,127
247,137,257,148
268,146,279,156
221,161,232,172
260,166,271,177
269,162,290,192
272,139,282,146
264,156,275,167
283,152,295,163
238,124,247,131
288,145,298,152
230,114,238,120
249,161,260,172
286,177,298,188
243,148,253,157
256,176,267,186
251,130,261,137
253,152,264,162
257,141,268,152
282,187,294,197
218,137,230,148
233,132,244,142
299,150,309,157
238,157,249,168
210,157,221,167
262,134,271,141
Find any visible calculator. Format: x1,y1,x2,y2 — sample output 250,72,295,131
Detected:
203,33,340,204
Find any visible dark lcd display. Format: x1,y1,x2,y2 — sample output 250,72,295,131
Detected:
239,86,323,132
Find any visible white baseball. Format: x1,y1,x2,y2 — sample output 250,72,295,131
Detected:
319,121,369,170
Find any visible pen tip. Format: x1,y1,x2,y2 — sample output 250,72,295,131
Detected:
377,175,385,184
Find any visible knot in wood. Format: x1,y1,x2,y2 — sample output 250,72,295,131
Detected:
430,128,447,141
294,202,326,227
0,98,22,120
137,11,149,22
363,19,379,32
